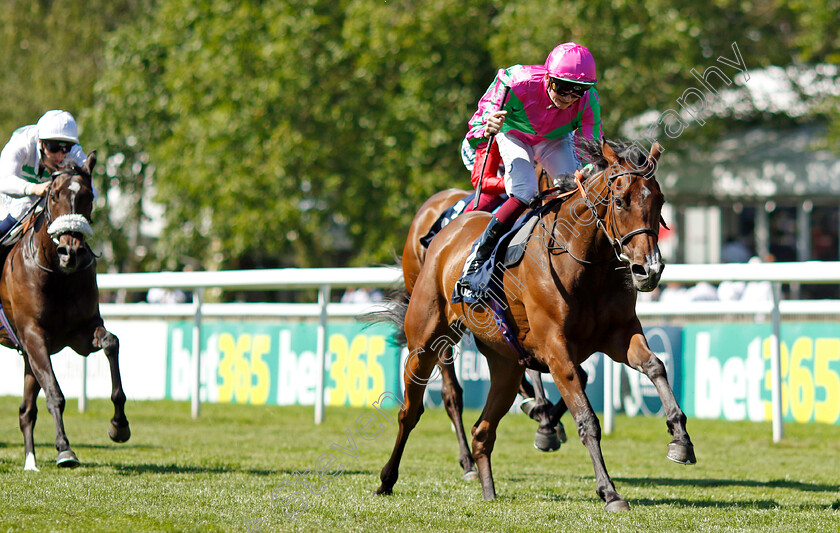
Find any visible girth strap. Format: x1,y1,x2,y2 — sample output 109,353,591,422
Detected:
0,302,22,351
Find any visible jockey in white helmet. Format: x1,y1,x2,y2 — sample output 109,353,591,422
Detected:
0,110,88,239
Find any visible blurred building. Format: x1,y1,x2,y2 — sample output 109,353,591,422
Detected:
656,124,839,298
625,65,840,297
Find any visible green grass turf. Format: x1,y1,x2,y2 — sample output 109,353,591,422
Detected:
0,396,838,532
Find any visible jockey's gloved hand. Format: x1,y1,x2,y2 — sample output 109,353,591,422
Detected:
25,182,50,197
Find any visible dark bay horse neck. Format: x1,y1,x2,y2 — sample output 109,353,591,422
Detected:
0,151,130,471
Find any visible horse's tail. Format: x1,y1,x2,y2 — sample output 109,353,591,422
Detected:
359,287,410,348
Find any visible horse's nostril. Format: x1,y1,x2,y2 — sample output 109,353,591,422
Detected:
631,264,648,278
56,246,76,260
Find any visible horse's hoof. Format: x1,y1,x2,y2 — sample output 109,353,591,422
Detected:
556,421,568,444
462,468,479,481
605,499,631,512
667,442,697,465
534,431,561,452
109,422,131,443
373,486,392,496
56,450,80,468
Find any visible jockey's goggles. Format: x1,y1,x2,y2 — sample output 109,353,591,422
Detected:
549,78,592,98
42,140,75,154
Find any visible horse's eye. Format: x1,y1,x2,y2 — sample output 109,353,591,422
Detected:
615,197,625,209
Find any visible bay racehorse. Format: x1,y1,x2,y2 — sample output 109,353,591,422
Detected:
376,139,695,511
0,152,130,470
397,165,577,477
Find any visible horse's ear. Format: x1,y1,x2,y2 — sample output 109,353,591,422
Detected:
84,151,97,175
601,139,619,166
648,142,663,165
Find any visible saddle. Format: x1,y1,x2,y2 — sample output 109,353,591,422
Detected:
0,207,42,248
450,196,567,306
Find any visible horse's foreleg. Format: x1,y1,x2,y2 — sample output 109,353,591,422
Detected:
376,329,444,495
626,332,695,465
19,357,41,471
471,349,524,501
438,360,477,480
94,326,130,443
551,357,629,512
24,342,78,467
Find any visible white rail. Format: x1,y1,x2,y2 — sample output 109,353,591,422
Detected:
94,263,840,438
98,267,401,421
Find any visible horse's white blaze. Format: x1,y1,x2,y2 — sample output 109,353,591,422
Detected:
640,186,651,199
68,181,81,193
24,452,39,471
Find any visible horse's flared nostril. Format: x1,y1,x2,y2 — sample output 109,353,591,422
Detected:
631,264,649,279
56,245,79,270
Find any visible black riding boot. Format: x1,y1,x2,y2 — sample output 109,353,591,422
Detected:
462,216,507,277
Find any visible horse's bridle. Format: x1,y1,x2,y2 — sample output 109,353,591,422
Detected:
590,168,661,264
26,169,97,273
542,166,660,266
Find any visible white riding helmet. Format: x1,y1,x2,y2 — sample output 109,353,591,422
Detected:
37,110,80,144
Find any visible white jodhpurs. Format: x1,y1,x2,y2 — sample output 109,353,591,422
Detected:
495,132,580,203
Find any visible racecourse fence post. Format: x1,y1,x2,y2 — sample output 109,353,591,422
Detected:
79,357,87,413
603,354,614,434
315,284,330,425
191,287,204,419
770,282,784,442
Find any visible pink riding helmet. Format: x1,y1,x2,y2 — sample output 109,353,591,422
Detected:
544,42,597,84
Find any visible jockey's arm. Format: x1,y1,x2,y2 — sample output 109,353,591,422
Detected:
0,144,36,198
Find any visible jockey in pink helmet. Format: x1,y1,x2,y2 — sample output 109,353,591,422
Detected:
457,42,603,290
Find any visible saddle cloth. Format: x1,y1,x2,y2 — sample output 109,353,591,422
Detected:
450,210,539,305
451,197,566,306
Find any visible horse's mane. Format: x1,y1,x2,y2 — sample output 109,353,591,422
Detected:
551,138,652,192
56,161,87,176
578,138,650,172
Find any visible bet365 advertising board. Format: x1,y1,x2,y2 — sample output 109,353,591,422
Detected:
164,320,840,425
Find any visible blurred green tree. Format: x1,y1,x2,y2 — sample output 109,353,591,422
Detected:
86,0,496,270
0,0,145,136
75,0,840,272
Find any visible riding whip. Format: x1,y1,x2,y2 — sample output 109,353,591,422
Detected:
474,85,511,209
